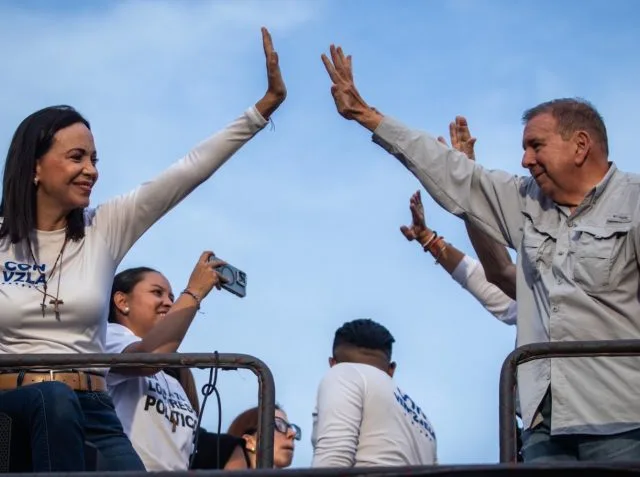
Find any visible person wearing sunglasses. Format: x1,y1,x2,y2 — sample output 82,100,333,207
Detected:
227,404,300,469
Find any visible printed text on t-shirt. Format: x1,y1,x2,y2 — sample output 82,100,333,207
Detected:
2,261,46,286
143,375,197,431
394,387,436,441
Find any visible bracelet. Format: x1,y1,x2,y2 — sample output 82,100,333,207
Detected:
421,231,438,252
180,289,201,310
425,236,446,261
426,235,443,255
433,240,449,265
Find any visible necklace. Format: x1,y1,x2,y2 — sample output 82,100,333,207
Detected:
28,237,69,320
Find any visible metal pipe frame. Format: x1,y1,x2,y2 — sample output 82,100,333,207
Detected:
499,339,640,463
0,352,276,469
4,462,640,477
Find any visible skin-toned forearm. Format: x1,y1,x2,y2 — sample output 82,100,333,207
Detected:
127,294,200,355
465,221,516,300
135,309,195,355
416,227,465,275
120,294,201,376
354,107,384,132
255,93,281,121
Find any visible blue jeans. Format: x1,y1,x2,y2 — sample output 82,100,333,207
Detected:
522,392,640,462
0,381,144,472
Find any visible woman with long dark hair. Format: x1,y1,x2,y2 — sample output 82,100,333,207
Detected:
0,28,286,472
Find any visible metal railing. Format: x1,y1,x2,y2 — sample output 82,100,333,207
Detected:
0,352,276,469
498,339,640,463
4,463,640,477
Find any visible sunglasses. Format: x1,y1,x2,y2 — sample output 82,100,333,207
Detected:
274,416,301,441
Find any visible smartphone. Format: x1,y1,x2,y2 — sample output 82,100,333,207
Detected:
209,255,247,298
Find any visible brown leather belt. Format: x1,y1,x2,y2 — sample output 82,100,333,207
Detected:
0,371,106,392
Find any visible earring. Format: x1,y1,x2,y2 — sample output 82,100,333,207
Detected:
33,177,39,187
123,306,130,315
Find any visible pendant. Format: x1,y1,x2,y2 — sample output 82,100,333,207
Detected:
49,298,64,311
49,298,64,320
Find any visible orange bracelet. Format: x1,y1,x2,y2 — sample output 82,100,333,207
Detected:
421,231,438,252
427,236,444,255
426,236,448,263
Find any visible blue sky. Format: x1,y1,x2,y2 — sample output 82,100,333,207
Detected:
1,0,639,467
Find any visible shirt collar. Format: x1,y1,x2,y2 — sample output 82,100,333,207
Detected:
593,162,617,197
583,161,617,207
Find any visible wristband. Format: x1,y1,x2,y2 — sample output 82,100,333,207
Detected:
180,289,201,310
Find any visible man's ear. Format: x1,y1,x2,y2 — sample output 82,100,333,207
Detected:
388,361,397,377
573,130,592,167
328,357,337,368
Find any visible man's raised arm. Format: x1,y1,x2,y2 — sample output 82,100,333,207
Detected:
321,45,526,248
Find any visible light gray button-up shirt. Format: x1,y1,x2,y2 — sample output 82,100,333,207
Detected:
372,116,640,435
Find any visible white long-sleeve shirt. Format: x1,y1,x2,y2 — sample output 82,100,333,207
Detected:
0,107,266,357
311,362,437,468
450,255,517,325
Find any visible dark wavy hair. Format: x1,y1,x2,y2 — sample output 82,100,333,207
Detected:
0,105,91,243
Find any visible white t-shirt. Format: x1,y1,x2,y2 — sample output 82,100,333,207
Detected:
0,107,266,358
311,362,437,467
451,255,517,325
106,323,199,471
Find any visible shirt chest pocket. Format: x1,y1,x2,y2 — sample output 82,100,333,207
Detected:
572,224,631,293
522,233,552,281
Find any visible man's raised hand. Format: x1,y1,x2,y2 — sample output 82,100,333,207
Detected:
321,45,382,131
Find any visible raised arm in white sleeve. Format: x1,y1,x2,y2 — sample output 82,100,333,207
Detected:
451,255,517,325
92,107,267,265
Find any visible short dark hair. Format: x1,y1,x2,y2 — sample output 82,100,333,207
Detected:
0,105,91,243
227,404,283,437
332,318,395,360
108,266,159,323
522,98,608,155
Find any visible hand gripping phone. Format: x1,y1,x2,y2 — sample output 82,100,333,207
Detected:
209,255,247,298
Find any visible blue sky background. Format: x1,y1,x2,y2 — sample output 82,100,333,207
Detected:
1,0,639,467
